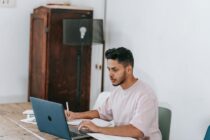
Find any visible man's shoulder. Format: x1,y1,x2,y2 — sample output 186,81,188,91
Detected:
131,80,153,92
139,80,154,91
134,80,157,100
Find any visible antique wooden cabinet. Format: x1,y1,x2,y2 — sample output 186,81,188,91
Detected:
28,5,93,111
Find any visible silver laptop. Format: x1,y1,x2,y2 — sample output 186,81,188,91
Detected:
30,97,91,140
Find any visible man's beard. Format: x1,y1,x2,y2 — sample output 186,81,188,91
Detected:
112,78,125,86
112,73,126,86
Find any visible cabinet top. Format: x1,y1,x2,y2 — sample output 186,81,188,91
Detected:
40,5,93,11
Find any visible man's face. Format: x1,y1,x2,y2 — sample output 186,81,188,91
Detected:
107,59,128,86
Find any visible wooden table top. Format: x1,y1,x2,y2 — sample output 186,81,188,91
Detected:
0,102,57,140
0,102,94,140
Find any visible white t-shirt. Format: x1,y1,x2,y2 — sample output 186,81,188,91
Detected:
97,80,162,140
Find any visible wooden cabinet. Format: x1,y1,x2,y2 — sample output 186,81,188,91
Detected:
28,6,93,112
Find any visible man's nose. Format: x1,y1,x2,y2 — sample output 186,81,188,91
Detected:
109,71,114,77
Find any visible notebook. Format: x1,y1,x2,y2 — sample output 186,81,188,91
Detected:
68,118,113,127
30,97,91,140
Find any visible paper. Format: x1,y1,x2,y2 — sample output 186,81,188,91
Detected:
67,119,90,125
23,109,34,115
21,109,36,124
87,133,136,140
21,117,36,124
91,118,113,127
67,118,113,127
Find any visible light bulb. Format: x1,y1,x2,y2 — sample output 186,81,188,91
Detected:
79,27,87,39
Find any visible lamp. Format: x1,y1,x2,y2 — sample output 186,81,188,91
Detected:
63,19,105,111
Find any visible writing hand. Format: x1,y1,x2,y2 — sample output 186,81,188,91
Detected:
64,110,78,120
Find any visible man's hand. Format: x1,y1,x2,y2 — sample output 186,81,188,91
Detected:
78,120,100,133
65,110,78,120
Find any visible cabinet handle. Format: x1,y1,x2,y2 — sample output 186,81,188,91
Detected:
95,64,98,69
95,64,102,70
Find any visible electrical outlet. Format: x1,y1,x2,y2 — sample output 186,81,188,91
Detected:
0,0,16,8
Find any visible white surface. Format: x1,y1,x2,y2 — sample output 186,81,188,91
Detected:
87,133,135,140
21,109,36,124
91,118,113,127
104,0,210,140
67,119,89,125
0,0,16,8
22,109,34,115
68,118,112,127
21,117,36,124
0,0,54,103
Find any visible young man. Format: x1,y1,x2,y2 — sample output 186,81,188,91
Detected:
65,47,162,140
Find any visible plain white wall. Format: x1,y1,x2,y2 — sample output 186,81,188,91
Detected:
104,0,210,140
0,0,104,103
0,0,53,103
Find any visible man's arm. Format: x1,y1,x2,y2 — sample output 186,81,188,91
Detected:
65,110,100,120
98,125,144,138
78,121,144,139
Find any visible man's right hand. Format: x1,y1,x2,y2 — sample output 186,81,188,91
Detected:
65,110,78,120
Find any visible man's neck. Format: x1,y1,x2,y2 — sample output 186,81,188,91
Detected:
120,76,138,90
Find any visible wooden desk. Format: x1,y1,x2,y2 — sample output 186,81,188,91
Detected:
0,103,94,140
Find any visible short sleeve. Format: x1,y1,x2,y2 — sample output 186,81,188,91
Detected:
96,96,113,121
130,96,157,136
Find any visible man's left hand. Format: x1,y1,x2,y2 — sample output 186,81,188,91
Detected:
78,120,100,133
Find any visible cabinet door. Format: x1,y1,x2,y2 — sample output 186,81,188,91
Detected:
29,14,48,99
90,44,103,109
47,10,92,111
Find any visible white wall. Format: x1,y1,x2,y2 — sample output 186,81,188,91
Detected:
104,0,210,140
0,0,51,103
0,0,104,103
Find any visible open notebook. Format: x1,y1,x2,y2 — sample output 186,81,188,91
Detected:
67,118,113,127
21,109,113,127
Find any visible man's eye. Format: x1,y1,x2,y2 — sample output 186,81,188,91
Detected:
112,69,118,72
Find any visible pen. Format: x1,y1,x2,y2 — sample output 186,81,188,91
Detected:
66,102,69,111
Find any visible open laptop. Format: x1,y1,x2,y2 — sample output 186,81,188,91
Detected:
30,97,91,140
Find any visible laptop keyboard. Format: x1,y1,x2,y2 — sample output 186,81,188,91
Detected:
70,131,93,140
69,126,88,136
71,131,84,137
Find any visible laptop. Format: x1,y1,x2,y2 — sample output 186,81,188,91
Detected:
30,97,91,140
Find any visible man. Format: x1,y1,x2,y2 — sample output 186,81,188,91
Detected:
65,47,161,140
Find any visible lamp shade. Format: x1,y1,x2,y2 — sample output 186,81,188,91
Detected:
63,19,93,45
63,19,104,45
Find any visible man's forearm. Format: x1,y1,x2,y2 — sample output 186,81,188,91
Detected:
74,110,100,119
97,124,144,138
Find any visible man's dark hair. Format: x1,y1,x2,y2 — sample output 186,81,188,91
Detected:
105,47,134,67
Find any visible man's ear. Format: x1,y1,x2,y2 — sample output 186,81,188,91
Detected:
126,65,132,73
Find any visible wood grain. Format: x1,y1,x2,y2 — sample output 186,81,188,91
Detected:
0,103,95,140
0,103,61,139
